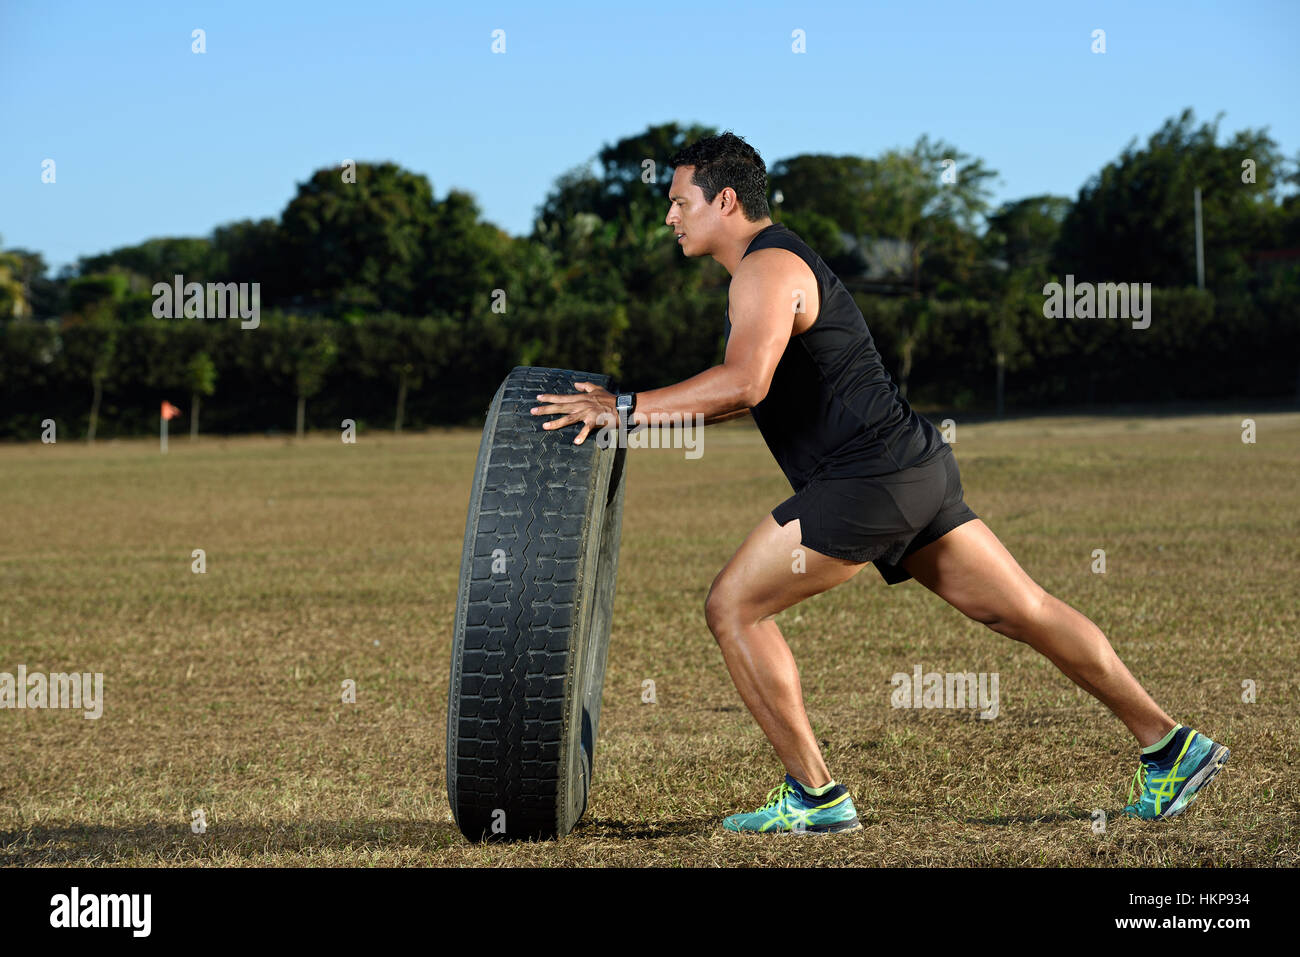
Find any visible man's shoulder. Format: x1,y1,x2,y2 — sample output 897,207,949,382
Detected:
727,252,815,322
732,245,818,287
730,242,823,327
747,224,824,261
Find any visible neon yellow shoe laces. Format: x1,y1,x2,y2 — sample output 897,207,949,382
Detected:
1127,763,1147,806
758,782,795,811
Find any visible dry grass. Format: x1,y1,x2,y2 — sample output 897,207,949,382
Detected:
1,410,1297,866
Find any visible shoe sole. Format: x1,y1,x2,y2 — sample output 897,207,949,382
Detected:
800,818,862,835
1160,744,1230,819
722,817,862,835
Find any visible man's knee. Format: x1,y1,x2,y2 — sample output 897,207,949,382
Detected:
705,576,744,638
970,586,1051,639
704,586,728,637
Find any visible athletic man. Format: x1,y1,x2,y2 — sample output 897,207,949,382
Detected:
531,132,1229,833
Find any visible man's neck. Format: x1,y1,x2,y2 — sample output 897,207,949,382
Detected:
717,219,776,274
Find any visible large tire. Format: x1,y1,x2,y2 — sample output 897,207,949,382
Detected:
447,366,628,841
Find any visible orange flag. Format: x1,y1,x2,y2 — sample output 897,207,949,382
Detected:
161,401,182,420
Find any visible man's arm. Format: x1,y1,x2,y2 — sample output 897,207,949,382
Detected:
630,251,798,428
703,407,751,425
531,250,800,443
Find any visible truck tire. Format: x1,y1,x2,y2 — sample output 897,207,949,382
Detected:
446,366,628,841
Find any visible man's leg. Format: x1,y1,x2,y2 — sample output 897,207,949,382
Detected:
899,519,1175,747
705,514,867,788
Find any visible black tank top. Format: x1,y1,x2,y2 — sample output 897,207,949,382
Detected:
724,223,947,487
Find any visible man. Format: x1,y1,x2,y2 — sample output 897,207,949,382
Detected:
532,132,1229,833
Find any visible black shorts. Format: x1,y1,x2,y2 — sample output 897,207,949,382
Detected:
771,446,978,584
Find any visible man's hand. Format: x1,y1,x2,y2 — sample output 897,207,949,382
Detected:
530,381,617,445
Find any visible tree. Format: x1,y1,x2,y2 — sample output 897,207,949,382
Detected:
279,163,438,315
254,316,339,438
870,140,996,396
983,196,1073,413
534,122,717,244
77,237,217,285
532,123,720,305
859,137,997,294
294,330,337,439
986,196,1072,277
210,218,283,274
419,189,514,318
0,319,60,436
66,274,129,315
278,162,513,319
209,218,290,307
769,153,881,238
2,248,63,319
354,315,450,432
60,317,118,442
774,208,847,265
185,351,218,438
0,243,29,318
1053,109,1289,289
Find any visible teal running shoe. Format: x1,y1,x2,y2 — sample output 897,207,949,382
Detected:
1123,726,1230,820
723,774,861,834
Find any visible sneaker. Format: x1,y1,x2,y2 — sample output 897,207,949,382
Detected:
722,774,861,834
1123,726,1230,820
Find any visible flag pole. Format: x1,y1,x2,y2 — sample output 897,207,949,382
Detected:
160,400,180,453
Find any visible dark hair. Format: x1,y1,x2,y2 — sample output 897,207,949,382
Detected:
669,131,771,222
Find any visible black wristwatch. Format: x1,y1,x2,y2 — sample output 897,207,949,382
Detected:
615,392,637,430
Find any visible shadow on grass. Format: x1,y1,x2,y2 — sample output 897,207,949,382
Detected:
0,820,465,865
1,814,728,860
963,809,1097,825
578,816,720,839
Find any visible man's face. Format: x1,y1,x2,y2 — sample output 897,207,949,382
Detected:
665,166,714,256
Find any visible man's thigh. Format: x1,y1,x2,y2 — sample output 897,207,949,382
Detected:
899,519,1047,625
708,514,868,624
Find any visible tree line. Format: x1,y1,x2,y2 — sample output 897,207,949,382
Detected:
1,110,1296,440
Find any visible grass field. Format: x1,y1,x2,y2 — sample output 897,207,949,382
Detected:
2,409,1298,867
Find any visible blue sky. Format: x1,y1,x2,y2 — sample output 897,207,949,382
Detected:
2,0,1297,273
